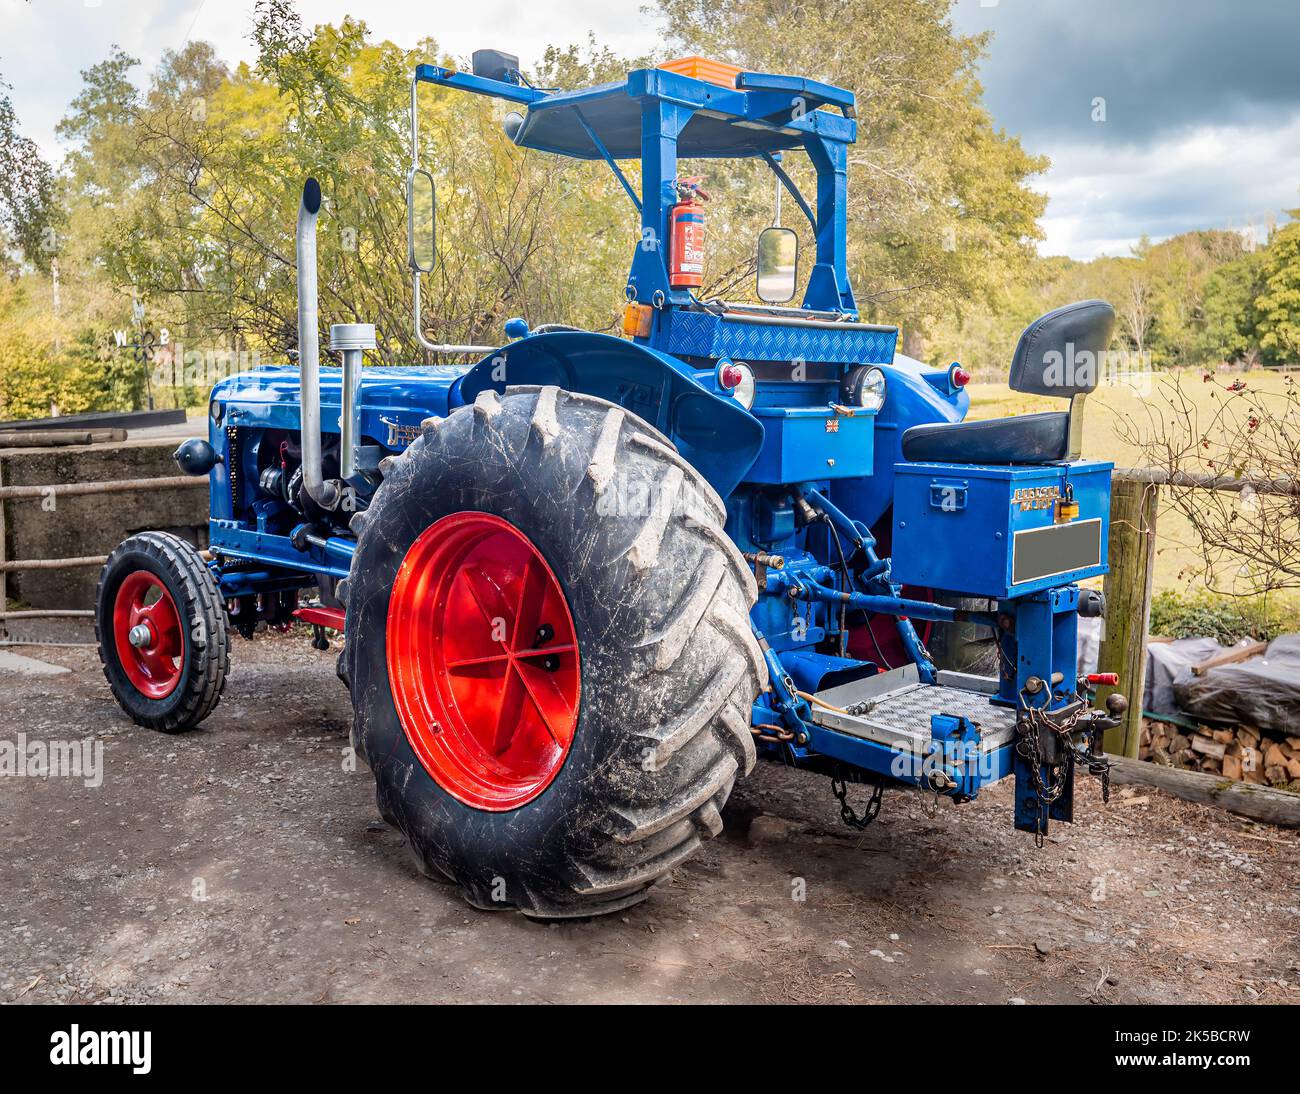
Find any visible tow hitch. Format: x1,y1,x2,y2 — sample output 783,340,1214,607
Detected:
1014,676,1128,845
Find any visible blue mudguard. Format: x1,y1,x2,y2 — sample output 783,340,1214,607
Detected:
454,330,765,500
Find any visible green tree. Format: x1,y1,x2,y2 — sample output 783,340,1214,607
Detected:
56,46,141,184
1257,214,1300,362
1142,229,1249,368
0,76,58,272
0,327,56,419
55,2,638,366
55,325,147,413
1198,249,1267,365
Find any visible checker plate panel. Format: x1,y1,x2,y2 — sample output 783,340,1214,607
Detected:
659,310,898,363
812,667,1017,756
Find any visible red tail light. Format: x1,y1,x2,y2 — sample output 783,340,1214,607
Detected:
718,362,744,389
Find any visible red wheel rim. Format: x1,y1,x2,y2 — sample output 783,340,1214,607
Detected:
387,512,581,811
113,571,185,699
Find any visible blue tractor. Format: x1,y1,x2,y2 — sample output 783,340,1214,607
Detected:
95,53,1126,917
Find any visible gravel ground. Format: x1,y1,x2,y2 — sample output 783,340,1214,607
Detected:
2,631,1298,1005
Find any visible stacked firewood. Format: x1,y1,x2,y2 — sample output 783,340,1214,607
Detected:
1141,719,1300,789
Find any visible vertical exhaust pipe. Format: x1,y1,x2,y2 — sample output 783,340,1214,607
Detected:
329,322,376,481
296,177,340,509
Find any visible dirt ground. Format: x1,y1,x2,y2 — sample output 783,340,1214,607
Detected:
2,630,1297,1005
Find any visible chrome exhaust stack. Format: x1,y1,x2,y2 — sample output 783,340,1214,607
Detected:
296,177,341,510
329,322,376,481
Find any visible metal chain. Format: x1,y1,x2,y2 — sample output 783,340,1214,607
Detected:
998,631,1116,839
1016,696,1077,848
831,766,884,830
921,785,941,818
1088,746,1112,804
1022,720,1051,848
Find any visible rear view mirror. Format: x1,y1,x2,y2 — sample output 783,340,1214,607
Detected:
756,226,798,303
407,167,436,273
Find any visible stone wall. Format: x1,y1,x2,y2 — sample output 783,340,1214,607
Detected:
1,439,207,612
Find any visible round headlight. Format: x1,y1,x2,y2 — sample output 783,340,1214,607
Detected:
717,360,755,410
845,365,886,411
732,363,755,410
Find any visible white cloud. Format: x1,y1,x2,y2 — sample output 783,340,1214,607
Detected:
2,0,664,159
187,0,663,73
1036,115,1300,259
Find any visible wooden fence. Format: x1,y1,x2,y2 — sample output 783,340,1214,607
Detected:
1094,467,1300,756
1094,467,1300,826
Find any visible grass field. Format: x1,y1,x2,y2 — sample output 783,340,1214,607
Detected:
964,368,1298,599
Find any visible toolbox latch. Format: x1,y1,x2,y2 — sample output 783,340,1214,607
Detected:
928,481,968,512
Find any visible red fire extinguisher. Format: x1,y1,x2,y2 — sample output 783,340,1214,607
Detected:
669,176,709,289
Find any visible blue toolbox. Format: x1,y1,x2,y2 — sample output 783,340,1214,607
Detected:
743,404,875,484
890,460,1112,599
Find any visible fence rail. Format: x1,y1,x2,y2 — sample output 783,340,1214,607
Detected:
0,468,206,625
0,555,108,573
1,609,95,620
0,475,207,502
1112,467,1300,497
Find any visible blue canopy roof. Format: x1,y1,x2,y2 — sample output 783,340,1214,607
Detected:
416,63,857,161
412,59,861,313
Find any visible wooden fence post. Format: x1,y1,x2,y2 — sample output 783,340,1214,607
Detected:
1096,475,1159,757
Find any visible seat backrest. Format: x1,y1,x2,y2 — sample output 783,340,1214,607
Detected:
1009,299,1115,398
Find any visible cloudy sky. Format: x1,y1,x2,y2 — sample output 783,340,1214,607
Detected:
3,0,1297,259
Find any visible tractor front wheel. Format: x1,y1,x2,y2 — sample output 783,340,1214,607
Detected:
95,531,230,732
343,386,766,917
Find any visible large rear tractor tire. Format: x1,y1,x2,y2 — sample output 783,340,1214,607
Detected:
343,386,766,918
95,531,230,732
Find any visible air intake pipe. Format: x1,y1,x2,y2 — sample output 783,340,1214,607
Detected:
296,177,341,509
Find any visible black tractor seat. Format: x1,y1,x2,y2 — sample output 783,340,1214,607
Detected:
901,411,1069,465
901,298,1116,466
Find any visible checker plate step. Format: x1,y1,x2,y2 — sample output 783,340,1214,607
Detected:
810,665,1017,756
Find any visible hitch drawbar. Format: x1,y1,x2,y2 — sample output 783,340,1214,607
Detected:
292,605,345,651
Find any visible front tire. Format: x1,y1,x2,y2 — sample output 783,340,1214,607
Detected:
95,531,230,732
344,386,766,917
